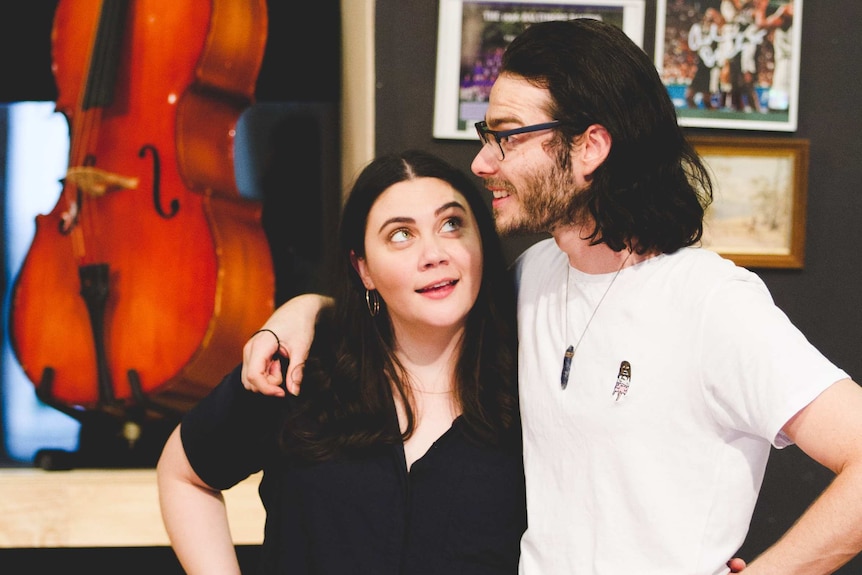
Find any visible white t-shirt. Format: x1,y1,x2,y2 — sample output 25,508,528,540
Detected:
513,239,847,575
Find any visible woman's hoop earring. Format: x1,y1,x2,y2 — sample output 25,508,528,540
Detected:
365,289,380,317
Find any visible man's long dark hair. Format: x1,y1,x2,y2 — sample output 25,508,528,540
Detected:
502,18,713,255
282,150,519,461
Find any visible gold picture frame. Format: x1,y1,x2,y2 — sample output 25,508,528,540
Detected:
690,136,809,269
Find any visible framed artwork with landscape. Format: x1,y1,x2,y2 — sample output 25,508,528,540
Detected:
692,136,809,269
655,0,802,131
433,0,646,140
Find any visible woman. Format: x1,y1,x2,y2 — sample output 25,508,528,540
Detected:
157,150,525,574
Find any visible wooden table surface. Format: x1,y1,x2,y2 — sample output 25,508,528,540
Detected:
0,468,264,548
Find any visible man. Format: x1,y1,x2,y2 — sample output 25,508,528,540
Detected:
242,19,862,575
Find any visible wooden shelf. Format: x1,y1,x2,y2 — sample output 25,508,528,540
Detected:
0,468,264,548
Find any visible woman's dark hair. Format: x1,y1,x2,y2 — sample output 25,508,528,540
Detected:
501,18,713,255
283,150,519,460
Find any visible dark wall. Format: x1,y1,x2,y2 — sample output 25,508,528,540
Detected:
374,0,862,570
0,1,340,104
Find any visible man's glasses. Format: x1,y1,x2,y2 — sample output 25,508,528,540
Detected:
475,120,562,160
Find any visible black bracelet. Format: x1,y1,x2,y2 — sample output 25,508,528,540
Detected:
251,328,281,348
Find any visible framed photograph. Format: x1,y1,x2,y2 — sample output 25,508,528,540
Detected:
655,0,802,131
691,136,809,268
433,0,646,140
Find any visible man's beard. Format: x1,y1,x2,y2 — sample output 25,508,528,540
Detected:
491,161,589,236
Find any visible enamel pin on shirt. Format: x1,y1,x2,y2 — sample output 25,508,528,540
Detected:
613,360,631,401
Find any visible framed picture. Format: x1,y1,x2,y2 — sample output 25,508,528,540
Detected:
655,0,802,131
691,136,809,268
433,0,646,140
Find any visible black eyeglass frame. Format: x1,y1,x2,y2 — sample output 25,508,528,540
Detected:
474,120,563,160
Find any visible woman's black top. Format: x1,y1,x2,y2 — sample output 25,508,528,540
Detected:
180,364,526,574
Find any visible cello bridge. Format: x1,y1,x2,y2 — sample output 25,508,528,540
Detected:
66,167,139,197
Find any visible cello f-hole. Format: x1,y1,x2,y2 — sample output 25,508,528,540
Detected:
139,144,179,219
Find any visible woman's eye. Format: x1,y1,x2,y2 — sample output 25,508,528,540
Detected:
389,228,411,243
441,217,463,233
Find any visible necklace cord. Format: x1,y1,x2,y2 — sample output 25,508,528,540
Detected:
560,250,632,389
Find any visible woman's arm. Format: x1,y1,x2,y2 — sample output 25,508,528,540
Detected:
241,293,333,396
157,426,241,575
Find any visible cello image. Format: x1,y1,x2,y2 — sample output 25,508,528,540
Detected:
7,0,274,457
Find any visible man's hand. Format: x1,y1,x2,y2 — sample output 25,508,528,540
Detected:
241,328,288,396
240,294,331,396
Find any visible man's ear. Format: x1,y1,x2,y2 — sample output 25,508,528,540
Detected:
350,250,375,290
579,124,612,178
